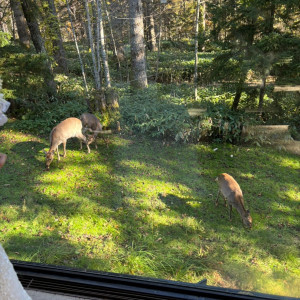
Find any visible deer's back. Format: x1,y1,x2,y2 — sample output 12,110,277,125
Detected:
80,113,102,131
217,173,244,205
51,118,83,144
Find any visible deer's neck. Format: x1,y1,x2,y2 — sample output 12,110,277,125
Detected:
236,196,247,216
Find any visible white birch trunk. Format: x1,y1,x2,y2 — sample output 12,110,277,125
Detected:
103,0,121,76
94,0,101,81
194,0,201,100
96,0,111,88
84,0,101,90
202,0,206,51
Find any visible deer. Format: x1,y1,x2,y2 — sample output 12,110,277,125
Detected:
45,117,90,170
80,113,103,150
215,173,252,228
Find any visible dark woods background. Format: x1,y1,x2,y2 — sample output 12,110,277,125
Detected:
0,0,299,142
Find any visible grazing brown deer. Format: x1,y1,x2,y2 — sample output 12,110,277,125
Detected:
45,117,89,170
216,173,252,228
80,113,103,150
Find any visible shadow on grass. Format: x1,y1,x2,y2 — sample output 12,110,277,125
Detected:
1,131,299,295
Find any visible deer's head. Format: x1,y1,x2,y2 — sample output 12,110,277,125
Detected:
243,210,252,228
44,150,54,170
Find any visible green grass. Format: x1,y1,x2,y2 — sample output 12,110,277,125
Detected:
0,123,299,297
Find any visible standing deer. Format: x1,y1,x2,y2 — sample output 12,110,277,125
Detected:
45,117,90,170
80,113,103,150
216,173,252,228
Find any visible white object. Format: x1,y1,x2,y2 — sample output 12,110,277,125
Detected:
0,244,32,300
0,78,10,126
0,113,8,126
0,97,10,113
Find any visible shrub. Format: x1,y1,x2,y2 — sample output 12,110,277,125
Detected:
12,99,87,135
201,103,245,143
120,87,194,143
119,85,247,144
0,32,11,47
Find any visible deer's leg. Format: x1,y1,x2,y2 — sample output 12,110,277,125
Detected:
86,143,91,154
63,142,67,158
215,190,220,206
94,135,98,149
229,205,233,221
79,140,82,150
223,196,227,207
79,133,90,154
57,146,60,161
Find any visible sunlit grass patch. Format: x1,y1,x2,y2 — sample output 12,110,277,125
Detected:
0,125,299,297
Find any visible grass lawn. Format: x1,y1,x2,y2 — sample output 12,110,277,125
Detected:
0,123,299,297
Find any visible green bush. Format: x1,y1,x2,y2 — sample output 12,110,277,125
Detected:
0,48,52,110
119,85,247,144
0,32,11,47
199,103,245,143
12,100,88,135
120,87,194,143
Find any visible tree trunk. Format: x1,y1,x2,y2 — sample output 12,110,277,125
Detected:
11,13,16,41
103,0,121,75
266,1,275,33
258,76,266,116
232,78,244,111
66,0,91,110
129,0,148,89
155,2,162,82
146,0,157,51
194,0,200,100
93,0,101,89
10,0,30,48
20,0,45,53
202,0,206,51
20,0,56,97
84,0,101,91
46,0,69,73
96,0,111,88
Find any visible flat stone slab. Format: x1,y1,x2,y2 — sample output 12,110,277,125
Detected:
242,125,300,155
242,125,292,140
274,85,300,92
273,140,300,155
187,108,207,117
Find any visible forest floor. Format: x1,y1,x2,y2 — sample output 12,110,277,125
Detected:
0,122,299,297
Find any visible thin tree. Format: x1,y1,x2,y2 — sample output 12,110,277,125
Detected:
93,0,101,88
20,0,56,97
145,0,157,51
45,0,69,73
202,0,206,51
84,0,101,92
129,0,148,89
102,0,121,75
20,0,46,53
96,0,111,87
66,0,90,109
155,1,163,82
10,0,30,48
194,0,201,100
